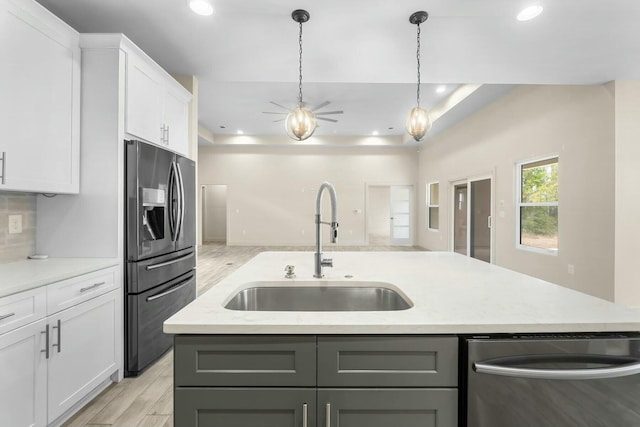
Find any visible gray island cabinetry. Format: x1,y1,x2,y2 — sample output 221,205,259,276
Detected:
174,335,458,427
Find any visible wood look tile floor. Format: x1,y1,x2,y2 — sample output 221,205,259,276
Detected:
63,242,425,427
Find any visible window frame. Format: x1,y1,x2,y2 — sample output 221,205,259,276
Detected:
427,181,440,231
515,155,559,256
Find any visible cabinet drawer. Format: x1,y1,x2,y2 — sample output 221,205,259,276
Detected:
0,288,47,335
47,267,118,315
174,335,316,387
317,336,458,387
175,388,316,427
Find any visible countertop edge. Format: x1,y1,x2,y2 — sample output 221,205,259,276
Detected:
164,322,640,335
0,258,121,298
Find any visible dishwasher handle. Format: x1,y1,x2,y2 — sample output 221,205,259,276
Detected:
473,353,640,380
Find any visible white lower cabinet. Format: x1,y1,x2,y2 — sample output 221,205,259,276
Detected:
0,318,47,427
47,291,118,422
0,265,121,426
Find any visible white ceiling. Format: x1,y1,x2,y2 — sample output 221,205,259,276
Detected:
36,0,640,139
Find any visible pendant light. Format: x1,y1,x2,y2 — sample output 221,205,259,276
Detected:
406,11,431,142
286,9,317,141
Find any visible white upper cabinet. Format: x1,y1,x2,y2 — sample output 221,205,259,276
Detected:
126,53,164,145
0,0,80,194
125,47,191,156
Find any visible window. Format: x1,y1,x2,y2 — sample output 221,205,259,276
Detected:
516,156,558,254
427,182,439,230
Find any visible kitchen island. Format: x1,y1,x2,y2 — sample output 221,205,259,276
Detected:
165,251,640,334
164,252,640,427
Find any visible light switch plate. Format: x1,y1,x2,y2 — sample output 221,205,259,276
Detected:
8,214,22,234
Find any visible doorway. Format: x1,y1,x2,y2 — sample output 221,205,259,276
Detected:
451,177,492,263
366,184,414,246
367,186,391,245
202,185,228,243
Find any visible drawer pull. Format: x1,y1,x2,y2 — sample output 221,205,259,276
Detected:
326,402,331,427
0,312,16,321
52,319,61,353
80,281,106,293
302,403,308,427
41,324,50,359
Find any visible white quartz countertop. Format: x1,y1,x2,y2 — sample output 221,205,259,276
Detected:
0,258,120,298
164,251,640,335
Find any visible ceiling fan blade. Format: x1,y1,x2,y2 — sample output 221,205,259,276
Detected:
317,117,338,123
312,101,331,111
269,101,290,111
316,110,344,115
262,111,287,115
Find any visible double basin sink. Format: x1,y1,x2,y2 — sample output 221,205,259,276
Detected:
224,281,412,312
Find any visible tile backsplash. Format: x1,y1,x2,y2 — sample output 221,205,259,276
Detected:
0,192,36,264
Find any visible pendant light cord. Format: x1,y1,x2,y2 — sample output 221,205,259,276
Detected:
298,20,304,106
416,22,421,107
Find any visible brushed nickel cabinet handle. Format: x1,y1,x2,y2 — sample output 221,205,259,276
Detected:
41,324,50,359
52,319,61,353
0,151,5,184
326,402,331,427
0,312,15,321
302,403,308,427
80,281,106,293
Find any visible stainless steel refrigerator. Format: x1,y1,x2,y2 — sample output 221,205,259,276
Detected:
124,140,196,376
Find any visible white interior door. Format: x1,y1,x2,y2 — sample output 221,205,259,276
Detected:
389,186,413,246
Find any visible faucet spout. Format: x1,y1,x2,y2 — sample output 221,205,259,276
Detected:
314,181,338,278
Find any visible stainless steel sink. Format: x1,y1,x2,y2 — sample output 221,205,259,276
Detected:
224,281,412,311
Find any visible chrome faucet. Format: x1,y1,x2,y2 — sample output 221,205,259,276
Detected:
314,181,339,278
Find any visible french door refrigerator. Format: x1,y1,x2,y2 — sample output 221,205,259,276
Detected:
125,140,196,376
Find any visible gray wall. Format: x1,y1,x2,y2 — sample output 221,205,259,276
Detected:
198,143,418,246
0,192,36,263
418,84,616,301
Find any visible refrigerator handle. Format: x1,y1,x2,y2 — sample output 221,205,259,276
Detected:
175,162,185,241
473,354,640,380
168,162,179,241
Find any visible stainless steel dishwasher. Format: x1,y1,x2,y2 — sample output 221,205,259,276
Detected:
465,333,640,427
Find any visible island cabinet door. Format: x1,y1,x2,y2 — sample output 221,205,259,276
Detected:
318,389,458,427
174,388,316,427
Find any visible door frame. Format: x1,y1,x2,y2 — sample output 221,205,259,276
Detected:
449,174,495,263
365,183,416,246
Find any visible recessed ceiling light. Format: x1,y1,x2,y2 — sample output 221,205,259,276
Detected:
189,0,214,16
237,130,244,135
436,85,447,94
372,130,379,136
517,4,543,21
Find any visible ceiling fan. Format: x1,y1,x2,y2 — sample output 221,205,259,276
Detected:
262,100,344,124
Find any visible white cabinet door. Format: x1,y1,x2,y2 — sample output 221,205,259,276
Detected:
163,86,190,156
0,318,47,427
125,53,164,145
0,0,80,194
47,290,118,423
